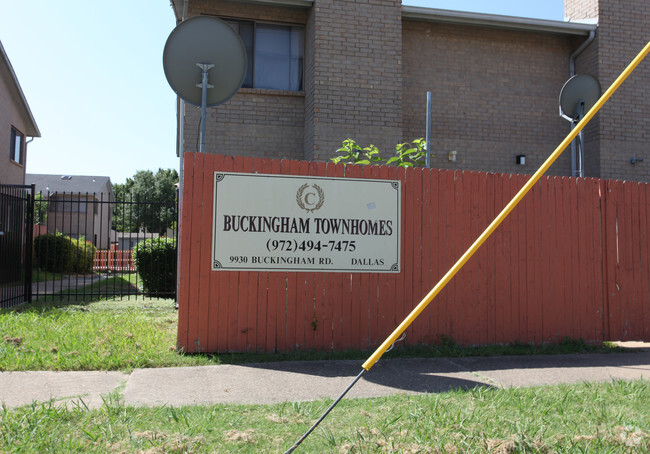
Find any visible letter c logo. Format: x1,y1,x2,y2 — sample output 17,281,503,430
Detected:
296,183,325,213
304,192,316,206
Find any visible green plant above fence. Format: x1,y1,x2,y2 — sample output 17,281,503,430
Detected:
331,138,426,167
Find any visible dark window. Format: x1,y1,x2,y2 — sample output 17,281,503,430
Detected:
49,196,88,213
226,19,304,91
10,127,24,165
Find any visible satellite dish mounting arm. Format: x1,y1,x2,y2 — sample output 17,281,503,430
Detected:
196,63,214,154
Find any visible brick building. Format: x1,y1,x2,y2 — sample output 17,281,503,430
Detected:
0,40,40,185
168,0,649,181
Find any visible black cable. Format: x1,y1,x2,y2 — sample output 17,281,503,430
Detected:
284,369,366,454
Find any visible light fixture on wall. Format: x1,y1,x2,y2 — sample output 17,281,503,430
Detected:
448,150,457,162
631,157,644,165
516,155,526,165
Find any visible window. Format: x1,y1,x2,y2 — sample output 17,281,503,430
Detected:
10,127,24,165
226,19,304,91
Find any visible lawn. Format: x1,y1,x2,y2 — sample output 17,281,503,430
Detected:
1,296,649,452
0,296,215,371
0,380,648,452
0,293,626,372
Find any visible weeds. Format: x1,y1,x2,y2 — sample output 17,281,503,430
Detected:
4,380,645,452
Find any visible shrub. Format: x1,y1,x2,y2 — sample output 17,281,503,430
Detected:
34,233,98,274
133,238,177,296
34,233,75,273
69,237,97,273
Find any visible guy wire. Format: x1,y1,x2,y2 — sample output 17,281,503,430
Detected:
284,369,366,454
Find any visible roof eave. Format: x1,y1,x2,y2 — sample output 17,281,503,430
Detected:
170,0,313,21
402,6,597,36
0,41,41,137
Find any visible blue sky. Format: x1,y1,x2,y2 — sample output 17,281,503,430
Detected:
1,1,563,184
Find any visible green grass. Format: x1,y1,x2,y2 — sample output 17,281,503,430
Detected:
0,380,648,452
0,297,215,371
31,267,66,284
38,273,141,297
0,293,629,372
1,296,647,452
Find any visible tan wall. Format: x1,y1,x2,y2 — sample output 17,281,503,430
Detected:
564,0,599,20
0,71,28,184
402,20,576,175
183,89,305,160
180,0,404,162
305,0,403,161
593,0,650,182
181,0,308,160
45,195,113,249
179,0,649,181
566,0,650,181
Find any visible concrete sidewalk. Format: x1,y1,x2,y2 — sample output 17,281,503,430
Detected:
1,343,649,409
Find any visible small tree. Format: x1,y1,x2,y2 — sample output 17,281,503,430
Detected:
331,138,426,167
112,168,178,235
34,193,49,225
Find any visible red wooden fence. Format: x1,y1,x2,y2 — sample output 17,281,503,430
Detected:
178,153,649,353
93,249,135,272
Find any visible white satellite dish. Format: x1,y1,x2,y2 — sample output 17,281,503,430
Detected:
163,16,247,153
559,74,601,177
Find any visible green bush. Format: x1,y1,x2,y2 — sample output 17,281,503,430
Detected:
34,233,74,273
133,238,177,296
33,232,96,273
70,237,97,273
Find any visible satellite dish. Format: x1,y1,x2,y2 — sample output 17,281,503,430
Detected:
559,74,601,121
163,16,247,107
558,74,601,178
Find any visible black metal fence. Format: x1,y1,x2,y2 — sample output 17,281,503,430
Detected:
29,191,178,302
0,184,34,309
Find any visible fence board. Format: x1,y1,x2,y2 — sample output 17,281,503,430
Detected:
618,179,634,339
632,182,645,341
199,153,216,351
345,164,364,350
420,168,433,344
177,153,650,354
438,169,454,341
256,157,273,351
638,184,650,339
236,156,254,352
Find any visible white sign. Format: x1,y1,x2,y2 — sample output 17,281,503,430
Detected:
212,172,400,272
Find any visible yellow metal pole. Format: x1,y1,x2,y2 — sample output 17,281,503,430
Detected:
362,40,650,372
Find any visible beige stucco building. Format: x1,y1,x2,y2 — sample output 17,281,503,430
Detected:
169,0,649,181
0,40,40,185
26,174,115,249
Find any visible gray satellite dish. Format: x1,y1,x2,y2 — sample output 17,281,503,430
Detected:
559,74,601,177
163,16,247,153
559,74,601,121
